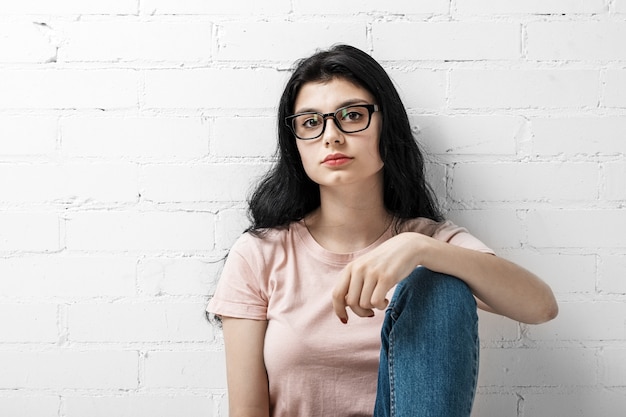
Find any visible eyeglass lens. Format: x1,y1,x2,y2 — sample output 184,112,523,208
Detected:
289,105,375,140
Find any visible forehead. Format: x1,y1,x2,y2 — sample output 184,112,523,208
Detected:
294,77,375,112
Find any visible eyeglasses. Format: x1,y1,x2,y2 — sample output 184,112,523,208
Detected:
285,104,380,140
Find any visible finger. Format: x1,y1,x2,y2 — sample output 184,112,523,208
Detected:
345,271,365,308
332,267,351,324
371,282,391,310
345,266,375,318
349,304,375,318
357,273,375,308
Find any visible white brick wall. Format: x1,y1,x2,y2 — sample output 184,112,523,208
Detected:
0,2,624,416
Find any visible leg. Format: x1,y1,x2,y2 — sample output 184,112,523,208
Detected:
373,267,479,417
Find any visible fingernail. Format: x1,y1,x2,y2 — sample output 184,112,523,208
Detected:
368,313,375,318
340,318,348,324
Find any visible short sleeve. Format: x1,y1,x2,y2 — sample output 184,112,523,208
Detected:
206,234,269,321
432,220,495,255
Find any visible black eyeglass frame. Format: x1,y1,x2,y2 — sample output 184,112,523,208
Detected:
285,104,380,140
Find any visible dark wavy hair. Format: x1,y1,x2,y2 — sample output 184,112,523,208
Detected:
247,44,442,235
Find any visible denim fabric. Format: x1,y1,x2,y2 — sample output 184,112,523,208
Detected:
373,267,479,417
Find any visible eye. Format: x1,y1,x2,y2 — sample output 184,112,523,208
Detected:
340,108,364,122
301,115,322,129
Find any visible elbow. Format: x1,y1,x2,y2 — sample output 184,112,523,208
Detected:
528,298,559,325
545,299,559,322
526,279,559,325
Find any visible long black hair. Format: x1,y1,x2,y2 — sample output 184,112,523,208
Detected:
247,44,443,234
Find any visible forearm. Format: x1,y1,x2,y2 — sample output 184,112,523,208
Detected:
415,234,558,324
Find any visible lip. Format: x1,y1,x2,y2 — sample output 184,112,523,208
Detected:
322,153,353,166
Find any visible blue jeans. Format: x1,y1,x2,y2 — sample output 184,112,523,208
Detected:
373,267,479,417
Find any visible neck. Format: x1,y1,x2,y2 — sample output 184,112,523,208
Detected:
304,179,392,253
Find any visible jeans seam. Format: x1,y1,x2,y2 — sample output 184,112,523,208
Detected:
388,311,397,417
467,318,479,415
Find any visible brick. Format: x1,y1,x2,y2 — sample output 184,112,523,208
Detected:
527,22,626,61
65,211,214,252
65,395,214,417
532,116,626,156
0,351,137,389
68,302,212,342
478,348,597,387
599,255,626,294
498,250,596,294
0,397,59,417
0,115,56,155
144,68,286,109
217,397,228,416
215,208,250,250
604,162,626,200
373,22,520,61
294,0,448,14
387,69,447,110
141,0,291,14
451,163,598,202
143,351,226,388
478,310,520,343
61,21,212,62
527,209,626,248
600,348,626,386
212,117,275,158
61,116,209,159
527,302,626,341
0,0,136,14
0,163,138,203
0,303,58,342
0,69,137,109
0,256,136,297
0,213,59,252
447,209,524,249
605,70,626,107
140,163,269,203
456,0,607,14
138,257,223,296
450,69,598,109
524,390,626,417
471,393,519,417
216,21,367,61
0,22,57,63
413,115,521,155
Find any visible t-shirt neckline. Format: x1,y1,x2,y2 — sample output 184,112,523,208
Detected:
292,219,393,265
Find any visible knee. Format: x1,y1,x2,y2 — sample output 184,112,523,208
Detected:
397,267,476,312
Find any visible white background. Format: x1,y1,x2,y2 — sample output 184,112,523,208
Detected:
0,0,625,416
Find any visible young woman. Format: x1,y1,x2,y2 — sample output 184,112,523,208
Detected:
207,44,558,417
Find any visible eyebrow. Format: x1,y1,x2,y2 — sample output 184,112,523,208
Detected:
293,98,371,115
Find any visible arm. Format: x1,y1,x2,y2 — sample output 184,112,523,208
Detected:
417,235,558,324
221,316,270,417
333,232,558,325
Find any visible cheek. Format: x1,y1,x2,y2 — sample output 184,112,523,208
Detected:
369,121,384,165
368,137,384,167
371,151,384,171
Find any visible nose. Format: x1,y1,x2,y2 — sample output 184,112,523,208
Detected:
323,117,344,145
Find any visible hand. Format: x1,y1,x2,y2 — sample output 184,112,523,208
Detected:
331,232,428,323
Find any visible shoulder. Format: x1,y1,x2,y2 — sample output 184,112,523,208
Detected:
397,217,445,236
229,224,301,266
398,217,494,253
232,225,296,253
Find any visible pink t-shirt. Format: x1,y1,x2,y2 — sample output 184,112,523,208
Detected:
207,218,493,417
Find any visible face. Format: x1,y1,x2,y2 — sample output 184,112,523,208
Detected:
292,77,383,189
